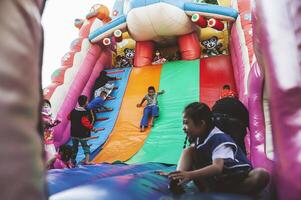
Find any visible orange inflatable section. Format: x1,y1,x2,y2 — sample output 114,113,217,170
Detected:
93,65,162,163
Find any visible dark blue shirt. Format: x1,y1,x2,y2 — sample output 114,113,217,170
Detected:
87,97,105,110
195,127,252,172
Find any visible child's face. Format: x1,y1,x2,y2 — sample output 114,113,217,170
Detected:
100,92,107,98
148,89,155,96
182,113,206,138
43,102,51,108
42,103,51,114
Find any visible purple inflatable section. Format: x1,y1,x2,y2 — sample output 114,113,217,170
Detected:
53,45,102,147
253,1,301,199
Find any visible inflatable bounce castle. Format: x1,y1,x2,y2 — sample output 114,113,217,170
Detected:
45,0,301,199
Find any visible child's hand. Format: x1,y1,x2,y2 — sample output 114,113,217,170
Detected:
168,171,192,185
54,119,61,125
136,104,141,108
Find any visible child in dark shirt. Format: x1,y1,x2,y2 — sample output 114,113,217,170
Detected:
167,102,270,195
68,95,96,165
91,71,121,99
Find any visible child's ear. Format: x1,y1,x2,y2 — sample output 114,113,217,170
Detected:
199,120,206,128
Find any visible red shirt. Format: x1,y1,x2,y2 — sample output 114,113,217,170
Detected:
220,89,236,99
67,113,93,130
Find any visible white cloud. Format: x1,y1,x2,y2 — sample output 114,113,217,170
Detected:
42,0,114,87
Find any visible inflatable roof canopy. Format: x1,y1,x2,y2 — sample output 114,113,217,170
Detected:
45,0,301,199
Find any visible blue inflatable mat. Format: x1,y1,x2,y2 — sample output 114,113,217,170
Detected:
48,163,251,200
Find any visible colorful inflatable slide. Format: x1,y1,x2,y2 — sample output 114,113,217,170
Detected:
45,0,301,199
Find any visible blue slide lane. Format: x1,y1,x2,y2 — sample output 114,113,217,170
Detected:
75,67,132,162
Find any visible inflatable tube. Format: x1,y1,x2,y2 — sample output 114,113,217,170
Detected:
248,60,273,171
134,41,154,67
184,2,238,21
178,32,201,60
89,16,127,43
253,1,301,199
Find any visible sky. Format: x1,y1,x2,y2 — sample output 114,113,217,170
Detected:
42,0,115,87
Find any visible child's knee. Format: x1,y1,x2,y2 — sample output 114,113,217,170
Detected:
256,168,270,186
250,168,270,189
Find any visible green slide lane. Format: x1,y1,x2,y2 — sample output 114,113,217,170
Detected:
127,60,200,164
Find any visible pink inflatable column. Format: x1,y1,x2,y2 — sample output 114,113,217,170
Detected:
253,1,301,199
178,32,200,60
134,41,154,67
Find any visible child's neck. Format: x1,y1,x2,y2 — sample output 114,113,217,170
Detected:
198,125,214,143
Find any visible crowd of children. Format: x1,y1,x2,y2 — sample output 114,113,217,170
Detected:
43,70,121,168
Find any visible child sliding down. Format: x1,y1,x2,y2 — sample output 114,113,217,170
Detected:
137,86,165,132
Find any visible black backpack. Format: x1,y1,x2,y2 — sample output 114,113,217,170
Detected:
212,97,249,154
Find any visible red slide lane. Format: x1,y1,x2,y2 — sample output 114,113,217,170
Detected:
200,55,237,107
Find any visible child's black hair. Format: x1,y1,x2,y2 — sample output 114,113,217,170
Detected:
182,102,214,148
99,71,107,77
43,99,51,107
78,95,88,107
223,84,230,90
100,90,107,95
148,86,155,92
59,144,74,162
183,102,213,127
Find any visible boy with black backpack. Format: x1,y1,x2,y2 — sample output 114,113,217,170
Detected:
68,95,96,165
212,97,249,154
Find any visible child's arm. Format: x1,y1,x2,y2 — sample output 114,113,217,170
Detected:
136,97,146,107
101,105,112,111
168,158,224,185
81,116,96,132
157,90,165,95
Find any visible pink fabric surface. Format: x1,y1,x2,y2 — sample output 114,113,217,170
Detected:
248,60,273,171
53,45,102,147
230,27,247,102
0,0,45,199
253,1,301,199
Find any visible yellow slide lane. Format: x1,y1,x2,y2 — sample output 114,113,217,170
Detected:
93,65,162,163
